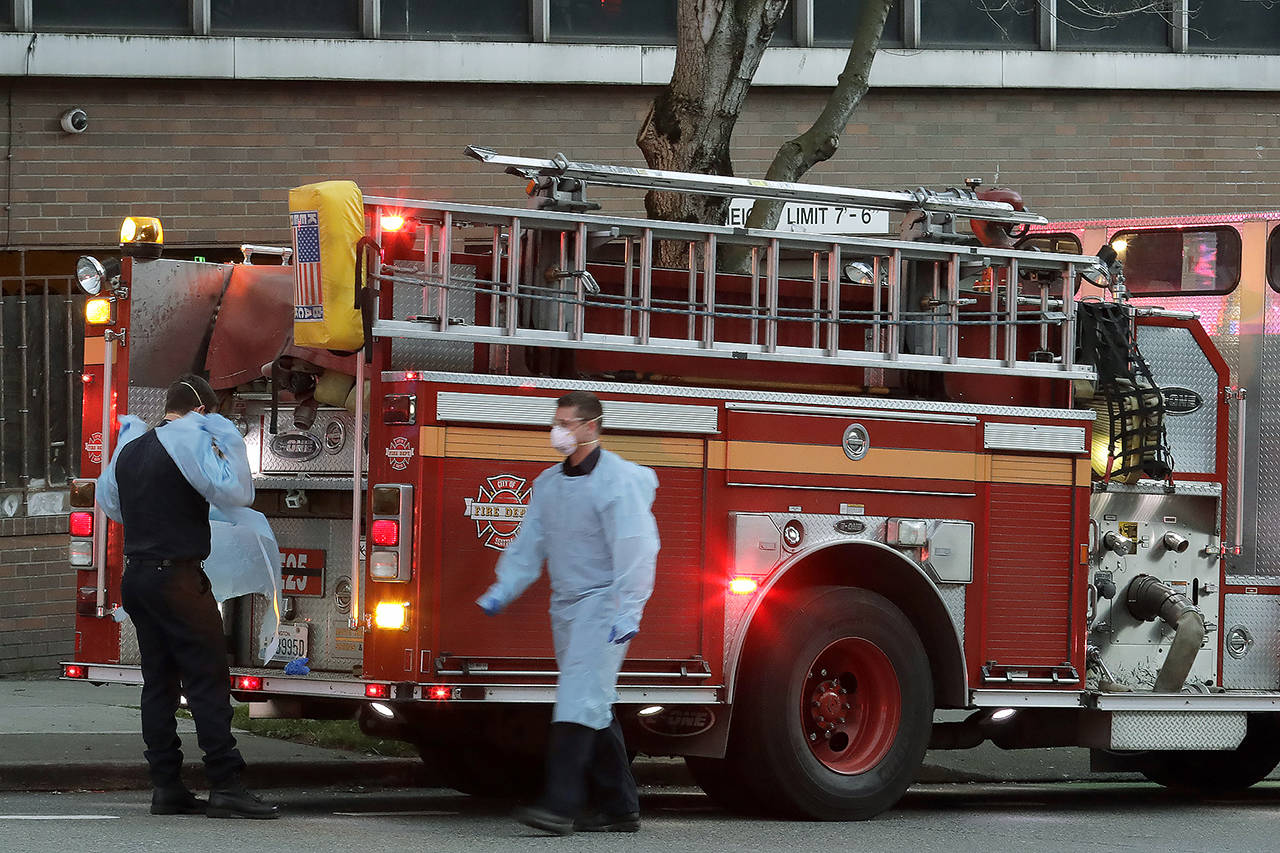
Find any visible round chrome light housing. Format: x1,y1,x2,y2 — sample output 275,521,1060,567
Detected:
75,255,106,295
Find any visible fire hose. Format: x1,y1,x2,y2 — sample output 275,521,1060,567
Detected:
1125,574,1206,693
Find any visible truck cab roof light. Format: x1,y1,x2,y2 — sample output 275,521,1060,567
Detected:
69,511,94,538
120,216,164,259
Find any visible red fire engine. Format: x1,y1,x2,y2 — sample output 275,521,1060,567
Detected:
63,149,1263,820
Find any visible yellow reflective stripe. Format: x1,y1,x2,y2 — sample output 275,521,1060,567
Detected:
428,427,705,469
416,428,1080,484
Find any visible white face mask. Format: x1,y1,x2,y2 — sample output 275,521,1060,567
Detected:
550,425,578,456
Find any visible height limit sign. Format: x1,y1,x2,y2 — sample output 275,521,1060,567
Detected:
727,199,890,235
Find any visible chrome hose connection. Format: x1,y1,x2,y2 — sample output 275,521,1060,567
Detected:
1125,574,1206,693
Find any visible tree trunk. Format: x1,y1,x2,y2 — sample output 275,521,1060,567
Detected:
636,0,790,266
744,0,893,234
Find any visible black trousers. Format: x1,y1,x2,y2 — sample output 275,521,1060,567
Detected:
540,713,638,818
120,558,245,789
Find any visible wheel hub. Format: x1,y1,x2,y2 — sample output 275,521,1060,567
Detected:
800,638,901,774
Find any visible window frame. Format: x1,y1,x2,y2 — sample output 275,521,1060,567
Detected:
1106,225,1243,298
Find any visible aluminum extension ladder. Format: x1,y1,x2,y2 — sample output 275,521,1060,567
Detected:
364,148,1100,382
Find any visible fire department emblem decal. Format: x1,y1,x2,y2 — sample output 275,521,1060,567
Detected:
464,475,531,551
385,436,413,471
85,432,104,465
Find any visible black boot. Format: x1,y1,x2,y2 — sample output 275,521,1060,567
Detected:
574,811,640,832
513,805,575,836
150,785,207,816
207,782,279,820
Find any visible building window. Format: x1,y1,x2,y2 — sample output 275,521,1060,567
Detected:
1188,3,1280,54
549,0,677,44
33,0,187,34
1108,227,1242,296
211,0,360,38
381,2,530,40
814,0,904,48
921,0,1038,49
1055,1,1169,52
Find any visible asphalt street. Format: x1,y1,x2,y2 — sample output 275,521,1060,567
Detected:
4,783,1280,853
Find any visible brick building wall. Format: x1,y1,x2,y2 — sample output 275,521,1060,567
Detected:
0,514,71,676
2,78,1278,252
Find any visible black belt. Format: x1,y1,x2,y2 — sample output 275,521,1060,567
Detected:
126,557,204,569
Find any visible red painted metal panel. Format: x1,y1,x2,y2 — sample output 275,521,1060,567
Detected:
982,483,1075,666
434,457,705,664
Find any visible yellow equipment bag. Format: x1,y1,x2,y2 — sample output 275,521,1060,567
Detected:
289,180,365,351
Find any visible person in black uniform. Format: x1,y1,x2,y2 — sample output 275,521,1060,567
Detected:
97,374,278,819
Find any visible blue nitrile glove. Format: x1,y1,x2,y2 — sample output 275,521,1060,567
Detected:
283,657,310,676
608,626,638,645
477,595,502,616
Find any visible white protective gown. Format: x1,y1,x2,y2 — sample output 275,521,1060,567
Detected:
478,448,660,730
97,412,283,662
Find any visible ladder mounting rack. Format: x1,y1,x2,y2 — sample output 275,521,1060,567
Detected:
465,145,1047,226
364,194,1098,383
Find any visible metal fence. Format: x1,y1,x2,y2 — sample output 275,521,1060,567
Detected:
0,264,84,518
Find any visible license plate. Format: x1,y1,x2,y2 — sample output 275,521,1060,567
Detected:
272,623,308,662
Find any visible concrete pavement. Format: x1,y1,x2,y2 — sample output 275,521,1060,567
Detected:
0,674,1127,794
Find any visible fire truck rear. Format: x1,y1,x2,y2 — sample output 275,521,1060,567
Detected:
62,149,1263,819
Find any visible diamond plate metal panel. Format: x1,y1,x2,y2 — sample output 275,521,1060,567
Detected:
1109,711,1246,750
256,409,363,475
1135,324,1218,475
251,516,362,671
1222,593,1280,690
126,386,167,427
401,370,1095,420
389,263,476,372
119,614,140,665
938,583,966,640
1257,294,1280,578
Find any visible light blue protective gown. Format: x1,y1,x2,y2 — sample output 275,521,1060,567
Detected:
97,412,283,662
478,448,660,729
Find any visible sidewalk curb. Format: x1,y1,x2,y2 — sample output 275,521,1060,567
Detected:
0,759,428,793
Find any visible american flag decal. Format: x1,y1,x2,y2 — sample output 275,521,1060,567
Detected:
291,210,323,321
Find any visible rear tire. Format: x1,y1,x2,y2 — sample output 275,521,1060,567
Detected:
1137,714,1280,794
733,586,933,820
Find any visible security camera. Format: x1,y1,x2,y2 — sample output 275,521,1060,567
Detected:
60,108,88,135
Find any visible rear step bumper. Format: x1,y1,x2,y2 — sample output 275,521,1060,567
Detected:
60,662,721,705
